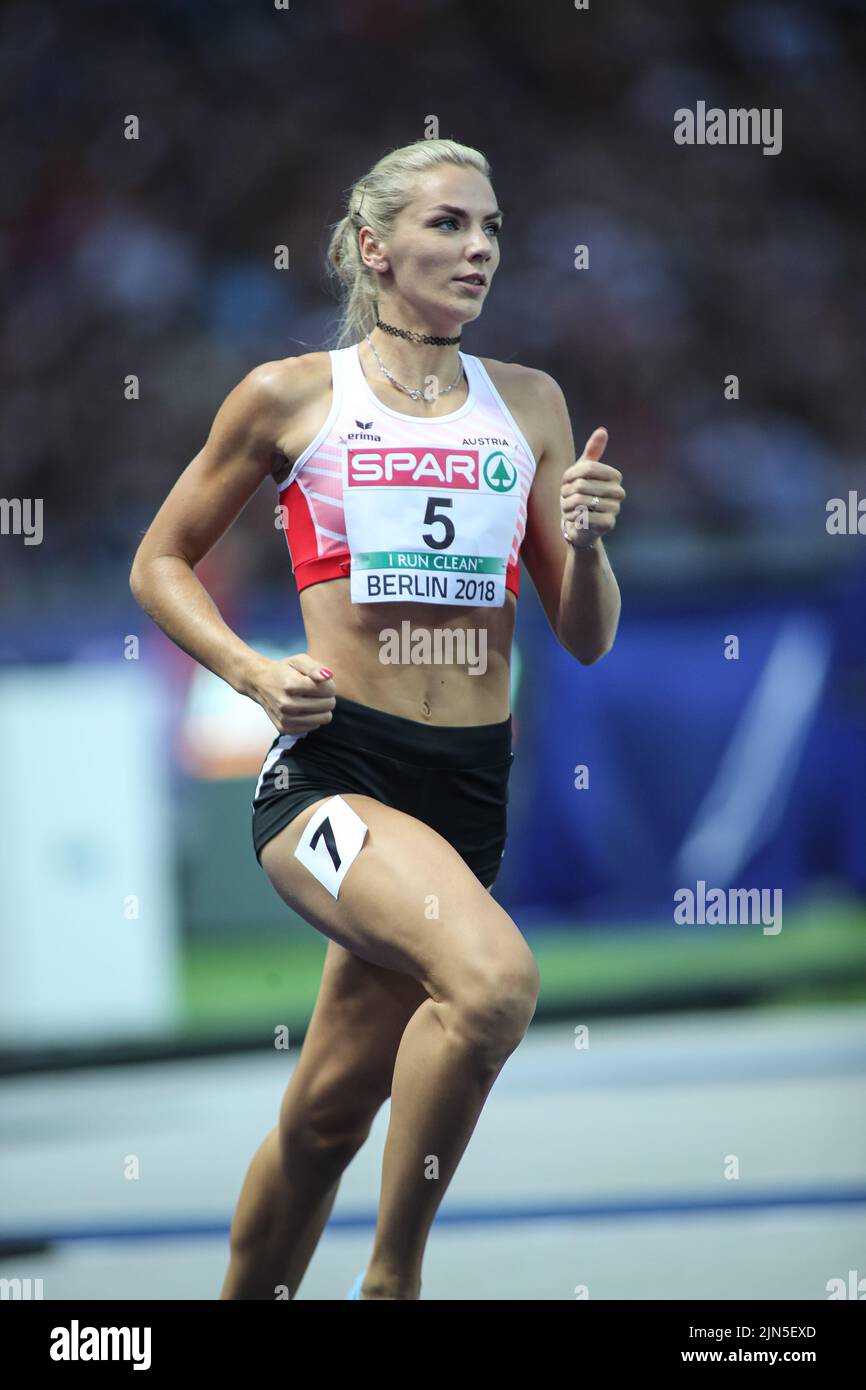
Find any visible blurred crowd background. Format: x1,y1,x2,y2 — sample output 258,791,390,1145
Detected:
2,0,864,631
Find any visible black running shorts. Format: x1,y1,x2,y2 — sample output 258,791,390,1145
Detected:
251,694,513,889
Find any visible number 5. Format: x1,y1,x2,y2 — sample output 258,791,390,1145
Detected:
422,495,455,550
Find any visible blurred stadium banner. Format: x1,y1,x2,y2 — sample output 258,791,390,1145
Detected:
0,663,182,1045
504,596,859,922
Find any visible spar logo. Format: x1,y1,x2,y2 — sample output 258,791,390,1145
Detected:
347,447,479,488
483,450,517,492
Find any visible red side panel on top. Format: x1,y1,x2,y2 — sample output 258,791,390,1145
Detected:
280,478,520,598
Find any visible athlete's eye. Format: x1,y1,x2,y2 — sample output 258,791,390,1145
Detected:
432,217,501,237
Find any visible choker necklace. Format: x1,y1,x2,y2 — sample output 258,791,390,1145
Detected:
365,332,464,403
374,311,461,346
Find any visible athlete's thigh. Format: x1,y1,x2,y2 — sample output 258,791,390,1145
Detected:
259,794,534,1004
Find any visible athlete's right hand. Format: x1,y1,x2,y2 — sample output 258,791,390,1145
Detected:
249,653,336,735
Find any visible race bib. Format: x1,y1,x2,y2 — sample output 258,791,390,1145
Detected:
342,444,522,607
294,795,368,899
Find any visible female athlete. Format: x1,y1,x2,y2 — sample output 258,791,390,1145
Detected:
129,138,625,1300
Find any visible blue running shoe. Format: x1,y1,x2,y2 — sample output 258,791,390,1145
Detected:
346,1268,366,1300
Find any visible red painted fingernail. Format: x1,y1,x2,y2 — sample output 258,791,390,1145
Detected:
319,667,333,678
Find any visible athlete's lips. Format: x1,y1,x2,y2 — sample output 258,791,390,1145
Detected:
454,275,487,297
455,273,487,286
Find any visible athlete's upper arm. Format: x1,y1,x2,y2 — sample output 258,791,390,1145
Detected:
520,370,575,636
130,359,297,580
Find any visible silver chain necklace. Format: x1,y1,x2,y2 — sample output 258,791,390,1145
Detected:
364,334,464,403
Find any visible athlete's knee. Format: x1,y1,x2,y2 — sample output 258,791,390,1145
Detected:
446,951,540,1057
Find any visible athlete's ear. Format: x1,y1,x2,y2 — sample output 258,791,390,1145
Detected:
358,226,388,274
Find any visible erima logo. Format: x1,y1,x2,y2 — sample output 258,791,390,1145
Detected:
348,447,479,488
347,418,382,442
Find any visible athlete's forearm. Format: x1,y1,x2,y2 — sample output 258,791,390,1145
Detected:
556,538,621,665
129,555,267,696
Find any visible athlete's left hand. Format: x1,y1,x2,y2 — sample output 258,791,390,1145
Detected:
560,427,626,548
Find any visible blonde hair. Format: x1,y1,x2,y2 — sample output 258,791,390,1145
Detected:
325,138,491,350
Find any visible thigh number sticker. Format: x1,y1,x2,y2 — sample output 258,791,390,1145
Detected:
294,795,368,899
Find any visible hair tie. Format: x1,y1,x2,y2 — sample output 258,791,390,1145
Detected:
352,182,368,223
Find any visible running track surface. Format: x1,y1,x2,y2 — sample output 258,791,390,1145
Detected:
1,1004,864,1300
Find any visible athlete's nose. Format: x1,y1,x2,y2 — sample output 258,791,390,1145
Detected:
462,247,493,277
468,241,493,262
463,227,494,262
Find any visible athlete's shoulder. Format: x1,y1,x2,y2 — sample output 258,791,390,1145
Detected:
474,357,553,459
480,356,569,418
244,350,333,405
474,355,551,400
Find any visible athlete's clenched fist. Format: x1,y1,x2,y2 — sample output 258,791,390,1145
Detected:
249,652,336,735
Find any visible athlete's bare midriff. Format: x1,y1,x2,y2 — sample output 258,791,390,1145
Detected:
270,347,544,727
